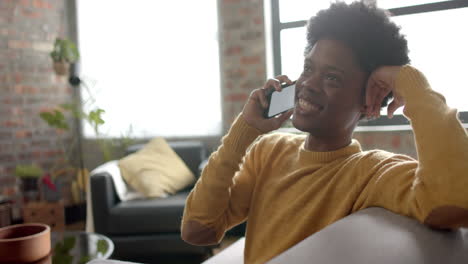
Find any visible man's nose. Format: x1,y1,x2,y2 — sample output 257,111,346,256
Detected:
301,74,322,93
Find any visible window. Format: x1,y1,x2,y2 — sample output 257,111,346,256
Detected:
270,0,468,125
76,0,221,138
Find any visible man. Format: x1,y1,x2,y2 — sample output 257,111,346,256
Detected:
181,2,468,263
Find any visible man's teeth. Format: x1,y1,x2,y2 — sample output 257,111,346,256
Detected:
298,98,320,111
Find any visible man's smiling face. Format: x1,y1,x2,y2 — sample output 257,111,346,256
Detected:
292,38,368,138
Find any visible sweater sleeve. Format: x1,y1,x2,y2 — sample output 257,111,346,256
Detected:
181,115,263,243
355,65,468,228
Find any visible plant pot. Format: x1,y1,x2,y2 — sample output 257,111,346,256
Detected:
0,223,51,263
21,178,39,202
0,198,11,228
53,61,70,76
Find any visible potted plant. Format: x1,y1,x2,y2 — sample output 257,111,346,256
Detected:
14,165,44,202
50,38,80,76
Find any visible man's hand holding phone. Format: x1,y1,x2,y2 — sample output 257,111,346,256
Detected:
241,75,294,134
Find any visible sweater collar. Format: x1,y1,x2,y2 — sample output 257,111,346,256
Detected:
299,139,362,163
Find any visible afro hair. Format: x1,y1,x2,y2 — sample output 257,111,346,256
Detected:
305,1,410,107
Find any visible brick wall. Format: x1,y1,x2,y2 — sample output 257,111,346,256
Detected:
0,0,75,218
218,0,266,132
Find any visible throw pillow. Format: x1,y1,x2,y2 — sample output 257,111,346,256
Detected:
118,137,195,198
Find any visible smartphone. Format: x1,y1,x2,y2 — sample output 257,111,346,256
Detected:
263,82,296,119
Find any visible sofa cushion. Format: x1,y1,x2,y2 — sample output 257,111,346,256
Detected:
126,141,206,178
107,191,189,234
119,138,195,198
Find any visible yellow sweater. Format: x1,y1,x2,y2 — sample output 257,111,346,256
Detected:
182,66,468,263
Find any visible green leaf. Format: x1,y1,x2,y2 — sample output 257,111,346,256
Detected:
78,255,92,264
39,109,69,130
97,239,109,254
50,38,80,63
14,164,43,178
52,253,73,264
62,236,76,252
87,109,106,134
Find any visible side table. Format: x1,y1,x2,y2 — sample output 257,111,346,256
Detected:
29,231,114,264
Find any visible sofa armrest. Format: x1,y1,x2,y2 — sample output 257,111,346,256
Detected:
90,172,118,234
267,207,468,264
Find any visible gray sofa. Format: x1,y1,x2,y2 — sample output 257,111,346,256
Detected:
203,207,468,264
90,141,211,263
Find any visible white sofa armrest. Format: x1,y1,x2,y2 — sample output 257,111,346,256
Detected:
268,207,468,264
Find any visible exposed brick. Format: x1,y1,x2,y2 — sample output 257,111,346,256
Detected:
21,85,39,94
224,93,248,102
240,31,263,41
224,46,243,56
31,139,50,148
15,130,33,139
225,68,247,79
32,0,52,9
255,67,265,76
0,154,14,162
0,132,12,140
32,41,52,52
18,152,34,160
223,20,244,30
0,176,16,186
0,143,13,152
21,9,42,19
8,40,31,49
241,79,265,90
19,0,30,7
3,96,24,105
10,107,24,116
254,17,263,25
32,151,41,159
13,72,23,83
3,120,24,127
219,0,266,131
240,7,252,16
241,55,261,65
391,134,401,148
43,150,65,158
3,186,18,196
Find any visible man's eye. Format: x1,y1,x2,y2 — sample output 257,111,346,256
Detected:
303,65,312,72
325,74,340,82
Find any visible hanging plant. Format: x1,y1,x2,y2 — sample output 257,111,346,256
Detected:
50,38,80,76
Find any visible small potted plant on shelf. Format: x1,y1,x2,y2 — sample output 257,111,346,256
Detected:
14,164,44,202
50,38,80,76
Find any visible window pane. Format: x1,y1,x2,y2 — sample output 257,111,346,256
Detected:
390,7,468,113
279,0,355,23
280,27,307,80
279,6,468,115
377,0,451,10
77,0,221,138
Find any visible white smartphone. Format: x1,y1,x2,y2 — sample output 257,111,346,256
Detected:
264,82,296,119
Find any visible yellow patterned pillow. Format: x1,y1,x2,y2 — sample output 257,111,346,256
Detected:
118,138,195,198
